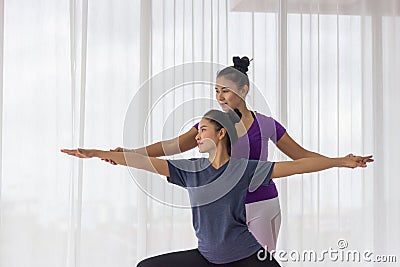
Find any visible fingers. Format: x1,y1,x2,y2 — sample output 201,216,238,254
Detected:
110,147,124,152
77,148,88,157
60,149,82,157
346,154,374,166
360,156,374,165
62,148,115,163
344,156,369,169
362,155,374,163
60,149,78,156
101,158,117,165
61,149,76,154
357,161,367,168
104,159,117,165
60,148,91,158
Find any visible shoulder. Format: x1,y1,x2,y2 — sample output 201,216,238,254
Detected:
168,157,208,172
246,159,273,167
231,158,266,170
255,112,276,122
168,157,200,163
167,157,201,167
255,112,286,131
253,112,278,131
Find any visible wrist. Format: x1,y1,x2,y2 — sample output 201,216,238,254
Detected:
336,157,346,167
94,150,105,158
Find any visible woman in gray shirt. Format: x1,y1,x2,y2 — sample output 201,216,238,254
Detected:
61,109,372,267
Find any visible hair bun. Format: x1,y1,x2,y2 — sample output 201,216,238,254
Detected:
226,108,242,124
232,56,250,74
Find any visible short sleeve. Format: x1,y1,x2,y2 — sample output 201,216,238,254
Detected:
167,160,188,188
273,119,286,142
248,161,275,192
261,162,275,186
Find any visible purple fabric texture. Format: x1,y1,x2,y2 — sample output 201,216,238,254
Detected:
193,113,286,203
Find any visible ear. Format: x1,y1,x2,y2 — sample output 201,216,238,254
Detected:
218,128,227,140
240,85,249,98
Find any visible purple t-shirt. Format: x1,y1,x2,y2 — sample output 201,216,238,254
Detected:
194,113,286,203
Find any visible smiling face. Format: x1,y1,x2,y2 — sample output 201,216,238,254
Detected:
215,76,247,111
195,118,226,154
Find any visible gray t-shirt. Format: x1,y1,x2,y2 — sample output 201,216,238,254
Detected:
167,157,275,264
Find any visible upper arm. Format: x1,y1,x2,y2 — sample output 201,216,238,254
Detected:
160,127,198,156
177,127,198,153
275,132,310,160
133,127,198,157
147,157,170,176
122,152,170,176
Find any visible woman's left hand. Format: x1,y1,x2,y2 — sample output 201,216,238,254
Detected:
60,148,99,158
342,154,374,168
346,153,374,164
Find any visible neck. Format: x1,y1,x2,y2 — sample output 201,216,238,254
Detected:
208,145,230,169
235,102,252,120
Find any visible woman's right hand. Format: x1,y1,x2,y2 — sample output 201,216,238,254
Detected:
102,147,125,165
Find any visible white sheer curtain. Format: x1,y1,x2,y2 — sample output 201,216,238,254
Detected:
0,0,399,267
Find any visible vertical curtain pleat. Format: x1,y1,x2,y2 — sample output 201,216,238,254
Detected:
371,7,385,255
67,0,88,266
0,0,4,235
137,0,151,259
277,0,288,250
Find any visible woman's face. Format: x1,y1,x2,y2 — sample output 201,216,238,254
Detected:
195,118,224,153
215,76,245,111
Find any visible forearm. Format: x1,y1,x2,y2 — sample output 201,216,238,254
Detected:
272,157,343,178
296,150,329,159
127,142,167,157
276,133,329,160
96,150,145,167
129,141,182,157
95,150,169,175
123,128,197,157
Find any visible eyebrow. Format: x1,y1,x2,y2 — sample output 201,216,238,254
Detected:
199,125,207,130
215,86,229,90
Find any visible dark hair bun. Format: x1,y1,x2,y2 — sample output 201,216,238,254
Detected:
226,108,242,124
232,56,250,74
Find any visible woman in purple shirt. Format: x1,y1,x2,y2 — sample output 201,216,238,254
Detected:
108,56,370,251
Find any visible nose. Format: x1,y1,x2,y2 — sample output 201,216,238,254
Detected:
195,132,200,141
216,92,224,102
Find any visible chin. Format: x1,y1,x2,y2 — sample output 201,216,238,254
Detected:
220,104,230,112
198,147,211,154
199,148,208,153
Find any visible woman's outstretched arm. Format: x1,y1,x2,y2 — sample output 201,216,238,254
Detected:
60,149,170,176
276,133,328,159
276,133,374,165
104,127,198,165
271,155,373,179
115,127,198,156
